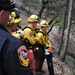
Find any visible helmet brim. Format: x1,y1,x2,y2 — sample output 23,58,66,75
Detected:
27,19,39,23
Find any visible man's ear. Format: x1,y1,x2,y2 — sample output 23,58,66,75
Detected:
0,10,4,17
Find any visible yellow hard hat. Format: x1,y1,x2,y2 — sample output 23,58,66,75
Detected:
8,11,21,25
40,20,49,27
27,14,39,23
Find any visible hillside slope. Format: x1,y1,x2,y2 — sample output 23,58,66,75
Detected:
14,0,75,75
18,8,72,75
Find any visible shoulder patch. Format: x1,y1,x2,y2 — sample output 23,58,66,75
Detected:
17,46,29,67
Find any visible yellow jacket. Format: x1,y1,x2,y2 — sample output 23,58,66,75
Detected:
12,31,24,41
36,30,51,48
23,25,37,46
12,32,21,39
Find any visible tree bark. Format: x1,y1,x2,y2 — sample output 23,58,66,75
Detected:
57,0,69,56
38,0,48,19
61,0,74,62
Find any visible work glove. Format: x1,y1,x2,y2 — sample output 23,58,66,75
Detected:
45,49,50,55
45,47,53,56
17,29,24,41
47,47,52,53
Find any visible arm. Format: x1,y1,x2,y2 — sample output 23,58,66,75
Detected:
23,28,36,45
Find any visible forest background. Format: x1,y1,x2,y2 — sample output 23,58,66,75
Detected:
14,0,75,75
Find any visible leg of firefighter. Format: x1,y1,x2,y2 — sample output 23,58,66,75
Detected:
35,47,45,73
27,49,35,74
45,54,54,75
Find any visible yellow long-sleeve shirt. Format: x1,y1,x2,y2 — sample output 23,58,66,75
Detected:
23,25,38,47
36,30,51,48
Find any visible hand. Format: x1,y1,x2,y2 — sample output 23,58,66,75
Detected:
45,49,50,55
48,47,52,53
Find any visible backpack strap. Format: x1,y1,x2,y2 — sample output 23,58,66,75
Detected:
38,31,44,36
22,26,32,31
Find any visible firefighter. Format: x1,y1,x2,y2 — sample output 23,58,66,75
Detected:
0,0,33,75
35,20,54,75
7,11,24,41
7,11,21,33
13,8,22,31
22,14,40,73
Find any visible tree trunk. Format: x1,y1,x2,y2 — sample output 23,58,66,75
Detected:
57,0,69,56
38,0,48,19
61,0,74,62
